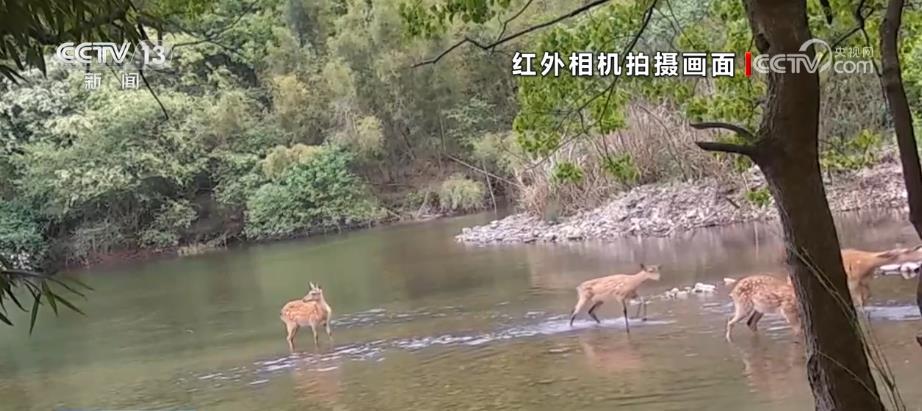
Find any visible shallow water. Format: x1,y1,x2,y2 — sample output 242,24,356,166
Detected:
1,210,921,410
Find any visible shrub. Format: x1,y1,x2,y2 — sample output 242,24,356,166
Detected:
551,162,584,185
140,200,197,248
437,174,485,212
0,201,47,269
745,187,772,208
601,153,640,185
820,129,883,172
261,143,323,180
69,220,126,264
244,147,383,239
330,115,384,158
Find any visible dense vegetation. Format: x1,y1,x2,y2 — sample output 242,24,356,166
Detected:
1,0,921,273
0,0,535,270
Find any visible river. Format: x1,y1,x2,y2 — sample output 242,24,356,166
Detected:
1,210,920,410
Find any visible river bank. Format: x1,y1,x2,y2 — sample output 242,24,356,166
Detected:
457,154,910,244
56,210,472,271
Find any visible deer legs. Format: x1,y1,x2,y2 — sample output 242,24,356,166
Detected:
587,301,603,324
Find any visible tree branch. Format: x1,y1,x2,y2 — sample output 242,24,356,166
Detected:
412,0,613,68
694,141,757,157
689,121,757,141
690,122,759,157
829,0,870,51
443,154,521,188
494,0,535,46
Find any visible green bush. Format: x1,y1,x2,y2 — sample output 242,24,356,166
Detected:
244,147,382,240
745,187,772,208
261,143,323,180
601,153,640,185
551,162,584,185
820,129,883,172
69,220,126,264
437,174,485,212
140,200,197,248
0,201,47,269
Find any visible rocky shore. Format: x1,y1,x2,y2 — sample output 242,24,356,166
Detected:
457,155,911,244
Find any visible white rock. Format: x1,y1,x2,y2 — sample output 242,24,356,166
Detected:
692,282,716,293
879,263,902,272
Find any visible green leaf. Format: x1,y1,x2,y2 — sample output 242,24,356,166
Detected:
51,291,86,316
0,311,12,326
42,281,58,315
29,292,41,335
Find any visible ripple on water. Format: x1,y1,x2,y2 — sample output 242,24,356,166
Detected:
863,305,921,321
187,310,687,393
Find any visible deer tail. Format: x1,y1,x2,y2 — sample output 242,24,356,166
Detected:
723,277,738,286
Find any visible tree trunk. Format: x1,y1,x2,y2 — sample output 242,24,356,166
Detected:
879,0,922,347
698,0,885,408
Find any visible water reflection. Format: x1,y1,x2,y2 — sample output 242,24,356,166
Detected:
731,338,806,403
289,354,343,409
578,332,646,374
0,211,920,410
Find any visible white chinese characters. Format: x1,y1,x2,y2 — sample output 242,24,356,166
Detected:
513,51,739,77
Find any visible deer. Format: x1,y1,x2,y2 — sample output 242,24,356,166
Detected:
724,274,801,343
840,246,922,307
568,264,661,333
280,282,333,352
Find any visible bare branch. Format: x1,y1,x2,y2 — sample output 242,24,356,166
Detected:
830,0,870,51
689,121,757,141
519,0,658,172
138,65,169,121
694,141,756,157
413,0,613,68
494,0,535,46
443,154,521,188
820,0,834,25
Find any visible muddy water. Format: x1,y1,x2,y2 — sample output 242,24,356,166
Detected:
0,210,920,411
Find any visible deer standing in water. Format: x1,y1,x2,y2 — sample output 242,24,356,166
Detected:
280,282,333,351
840,246,922,307
569,264,661,333
724,274,801,342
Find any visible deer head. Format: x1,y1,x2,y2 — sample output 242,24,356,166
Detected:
303,282,324,301
639,263,661,281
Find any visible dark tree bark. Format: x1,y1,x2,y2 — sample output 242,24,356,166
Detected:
879,0,922,348
694,0,884,408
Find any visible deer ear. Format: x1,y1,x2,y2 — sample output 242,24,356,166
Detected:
639,263,647,270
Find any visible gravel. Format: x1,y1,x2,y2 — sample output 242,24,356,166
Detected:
457,155,911,244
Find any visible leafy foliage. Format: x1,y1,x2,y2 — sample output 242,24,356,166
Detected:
0,201,46,269
244,146,383,240
820,129,884,172
140,200,197,248
0,0,213,81
437,174,486,212
745,187,772,208
601,153,640,186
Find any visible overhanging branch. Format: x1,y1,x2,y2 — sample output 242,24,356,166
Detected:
689,121,757,141
690,122,758,157
412,0,613,68
695,141,756,156
494,0,535,46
